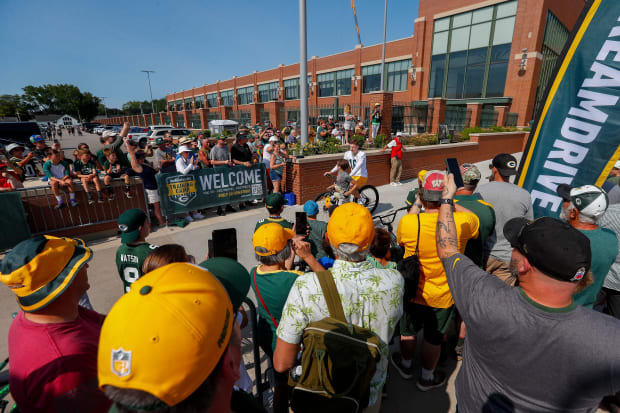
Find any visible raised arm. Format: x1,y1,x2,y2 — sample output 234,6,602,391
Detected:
436,173,459,260
125,139,143,173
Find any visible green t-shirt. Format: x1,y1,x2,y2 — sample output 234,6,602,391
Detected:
73,160,97,176
254,217,294,232
250,266,303,351
366,255,397,269
307,219,328,259
103,160,128,175
96,149,106,167
317,126,329,140
103,135,131,167
607,176,620,185
454,194,496,267
574,227,617,308
115,242,159,293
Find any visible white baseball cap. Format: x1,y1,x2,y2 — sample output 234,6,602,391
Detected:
178,145,192,153
396,132,404,137
268,136,278,142
557,184,609,220
614,160,620,169
102,131,118,138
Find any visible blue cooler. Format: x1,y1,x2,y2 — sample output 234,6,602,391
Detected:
283,192,296,206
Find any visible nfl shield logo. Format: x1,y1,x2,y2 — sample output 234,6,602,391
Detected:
166,175,197,207
111,348,132,377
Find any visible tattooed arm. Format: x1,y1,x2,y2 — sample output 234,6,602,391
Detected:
437,173,459,259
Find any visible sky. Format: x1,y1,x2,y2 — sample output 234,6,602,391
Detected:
0,0,419,109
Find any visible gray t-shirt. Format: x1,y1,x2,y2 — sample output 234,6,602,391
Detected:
600,204,620,292
475,181,533,262
209,145,229,162
443,253,620,412
307,219,328,259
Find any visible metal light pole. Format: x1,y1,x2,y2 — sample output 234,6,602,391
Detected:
141,70,156,113
100,96,108,118
299,0,308,145
380,0,388,91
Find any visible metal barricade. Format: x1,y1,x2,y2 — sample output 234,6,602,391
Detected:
242,297,269,405
17,177,149,236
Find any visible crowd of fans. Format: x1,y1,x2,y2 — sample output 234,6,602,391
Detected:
3,140,620,413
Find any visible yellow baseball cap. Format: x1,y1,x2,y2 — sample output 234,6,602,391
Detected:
98,263,233,407
418,169,428,182
0,235,92,312
253,223,295,256
327,203,375,252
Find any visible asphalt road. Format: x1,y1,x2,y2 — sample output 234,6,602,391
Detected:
0,137,527,412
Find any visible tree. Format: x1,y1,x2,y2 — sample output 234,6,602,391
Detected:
21,84,101,121
121,98,167,115
0,95,35,119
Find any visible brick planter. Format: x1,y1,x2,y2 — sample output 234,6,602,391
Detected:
283,131,528,204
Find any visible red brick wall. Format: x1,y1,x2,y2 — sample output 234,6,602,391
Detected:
289,132,527,203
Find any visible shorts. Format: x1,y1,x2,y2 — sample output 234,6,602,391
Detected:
399,303,455,345
270,170,282,181
107,172,126,179
352,176,368,187
145,188,160,204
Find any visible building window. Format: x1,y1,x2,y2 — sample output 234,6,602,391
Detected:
284,78,300,100
317,73,334,97
176,115,185,128
195,96,204,109
429,0,517,99
175,99,182,111
168,101,174,112
362,64,381,93
189,113,201,128
237,86,254,105
533,12,570,116
206,93,218,108
386,60,410,91
318,69,354,97
258,82,278,102
221,90,234,106
184,98,193,111
231,110,251,126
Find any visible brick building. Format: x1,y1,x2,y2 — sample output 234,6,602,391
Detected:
102,0,585,135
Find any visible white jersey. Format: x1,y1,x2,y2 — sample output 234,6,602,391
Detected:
331,150,367,178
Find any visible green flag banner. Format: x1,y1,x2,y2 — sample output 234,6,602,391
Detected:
518,0,620,218
156,164,267,216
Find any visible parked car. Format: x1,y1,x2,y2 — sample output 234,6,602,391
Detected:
146,128,192,145
96,125,115,135
127,126,151,148
83,122,101,133
0,122,41,148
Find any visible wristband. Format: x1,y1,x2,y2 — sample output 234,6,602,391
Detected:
439,198,454,205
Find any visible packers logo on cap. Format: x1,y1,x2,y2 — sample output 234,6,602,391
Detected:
507,161,517,168
111,348,132,378
118,224,128,232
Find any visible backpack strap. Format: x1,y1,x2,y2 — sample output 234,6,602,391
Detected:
316,270,346,323
415,213,420,256
253,267,279,328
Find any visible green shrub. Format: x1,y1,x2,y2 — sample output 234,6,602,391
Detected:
460,127,483,141
404,134,437,146
202,130,211,137
523,127,531,131
373,134,388,148
188,132,197,139
222,129,232,137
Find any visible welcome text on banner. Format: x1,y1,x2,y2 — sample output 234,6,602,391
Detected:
156,164,267,217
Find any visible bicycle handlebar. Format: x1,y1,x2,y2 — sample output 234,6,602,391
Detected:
373,206,408,226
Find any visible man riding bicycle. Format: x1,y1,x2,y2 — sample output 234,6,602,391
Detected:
325,139,367,202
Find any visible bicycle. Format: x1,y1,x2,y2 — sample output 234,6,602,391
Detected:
314,174,379,215
372,206,408,262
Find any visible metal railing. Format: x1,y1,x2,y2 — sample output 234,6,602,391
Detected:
17,178,149,236
444,106,471,132
505,112,518,127
480,106,498,128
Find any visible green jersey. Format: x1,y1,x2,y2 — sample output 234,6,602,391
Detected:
454,194,496,267
254,217,294,232
115,242,158,293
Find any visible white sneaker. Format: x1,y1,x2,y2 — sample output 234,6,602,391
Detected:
192,213,205,220
185,215,194,222
251,199,260,204
396,182,404,186
390,182,397,186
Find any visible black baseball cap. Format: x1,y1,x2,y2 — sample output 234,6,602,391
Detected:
492,153,518,176
503,216,591,283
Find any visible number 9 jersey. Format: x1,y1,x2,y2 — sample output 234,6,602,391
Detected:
115,242,159,293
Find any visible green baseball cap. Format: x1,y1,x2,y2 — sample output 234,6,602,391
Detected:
266,193,285,209
118,209,147,244
155,137,164,145
198,257,250,309
406,189,419,207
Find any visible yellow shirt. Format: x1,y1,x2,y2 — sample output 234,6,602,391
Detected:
396,211,480,308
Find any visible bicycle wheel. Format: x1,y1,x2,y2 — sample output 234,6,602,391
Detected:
358,185,379,214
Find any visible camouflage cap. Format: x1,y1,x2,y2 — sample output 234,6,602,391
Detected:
460,163,481,185
237,125,250,137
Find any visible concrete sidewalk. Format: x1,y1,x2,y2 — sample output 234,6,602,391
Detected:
0,151,522,412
